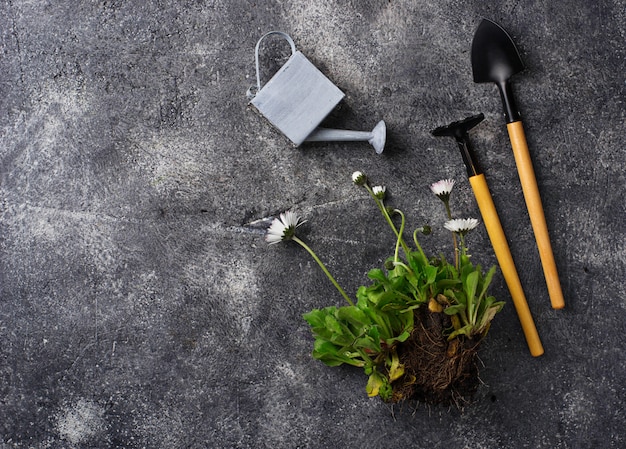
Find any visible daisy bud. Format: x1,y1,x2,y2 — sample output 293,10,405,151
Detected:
372,185,386,200
352,171,367,186
418,225,432,235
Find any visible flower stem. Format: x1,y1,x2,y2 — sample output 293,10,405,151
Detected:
459,233,468,258
444,202,453,219
444,201,459,270
412,229,427,262
292,236,354,306
365,185,410,257
393,209,406,262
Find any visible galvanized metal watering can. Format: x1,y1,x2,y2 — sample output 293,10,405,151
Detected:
247,31,386,154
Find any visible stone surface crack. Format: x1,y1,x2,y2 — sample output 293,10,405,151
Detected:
8,0,25,85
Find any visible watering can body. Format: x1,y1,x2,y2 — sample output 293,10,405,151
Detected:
248,32,345,146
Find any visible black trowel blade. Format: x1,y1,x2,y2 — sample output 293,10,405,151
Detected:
471,19,525,84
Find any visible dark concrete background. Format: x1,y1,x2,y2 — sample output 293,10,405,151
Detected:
1,0,624,447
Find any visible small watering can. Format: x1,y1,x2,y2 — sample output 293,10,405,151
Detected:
247,31,386,154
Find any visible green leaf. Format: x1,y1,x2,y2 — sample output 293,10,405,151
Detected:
390,275,409,292
388,263,409,280
464,270,479,302
436,278,461,290
361,288,390,308
302,308,330,328
447,323,473,340
311,340,344,365
444,304,466,315
356,285,369,301
424,265,438,284
336,306,370,329
478,265,497,300
445,289,466,306
351,326,381,353
329,332,355,346
399,303,421,314
367,268,387,283
324,314,344,335
354,336,380,353
308,327,336,342
312,340,365,367
464,270,479,323
374,291,401,309
386,329,411,345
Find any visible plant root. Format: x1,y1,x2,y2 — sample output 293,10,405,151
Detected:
391,308,481,407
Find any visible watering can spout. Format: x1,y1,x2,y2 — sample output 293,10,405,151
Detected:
304,120,386,154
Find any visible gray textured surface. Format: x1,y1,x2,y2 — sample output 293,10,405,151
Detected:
1,1,625,448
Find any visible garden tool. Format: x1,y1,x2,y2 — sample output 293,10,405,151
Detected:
471,19,564,309
247,31,386,153
432,113,544,357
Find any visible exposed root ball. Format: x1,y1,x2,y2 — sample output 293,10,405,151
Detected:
393,308,481,406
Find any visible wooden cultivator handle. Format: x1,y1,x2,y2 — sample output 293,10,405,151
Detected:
507,121,565,310
470,174,544,356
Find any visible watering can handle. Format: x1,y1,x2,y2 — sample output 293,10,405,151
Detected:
248,31,297,98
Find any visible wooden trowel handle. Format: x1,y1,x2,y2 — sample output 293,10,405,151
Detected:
507,121,565,310
469,174,544,357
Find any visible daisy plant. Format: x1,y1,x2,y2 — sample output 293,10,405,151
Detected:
266,172,504,402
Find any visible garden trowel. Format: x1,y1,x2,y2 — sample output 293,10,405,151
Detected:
471,19,565,310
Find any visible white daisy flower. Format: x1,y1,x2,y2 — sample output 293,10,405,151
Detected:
372,185,386,199
352,171,367,185
430,179,455,199
444,218,479,235
265,211,306,244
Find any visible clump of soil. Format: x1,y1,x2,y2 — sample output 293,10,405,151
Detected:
392,308,481,407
